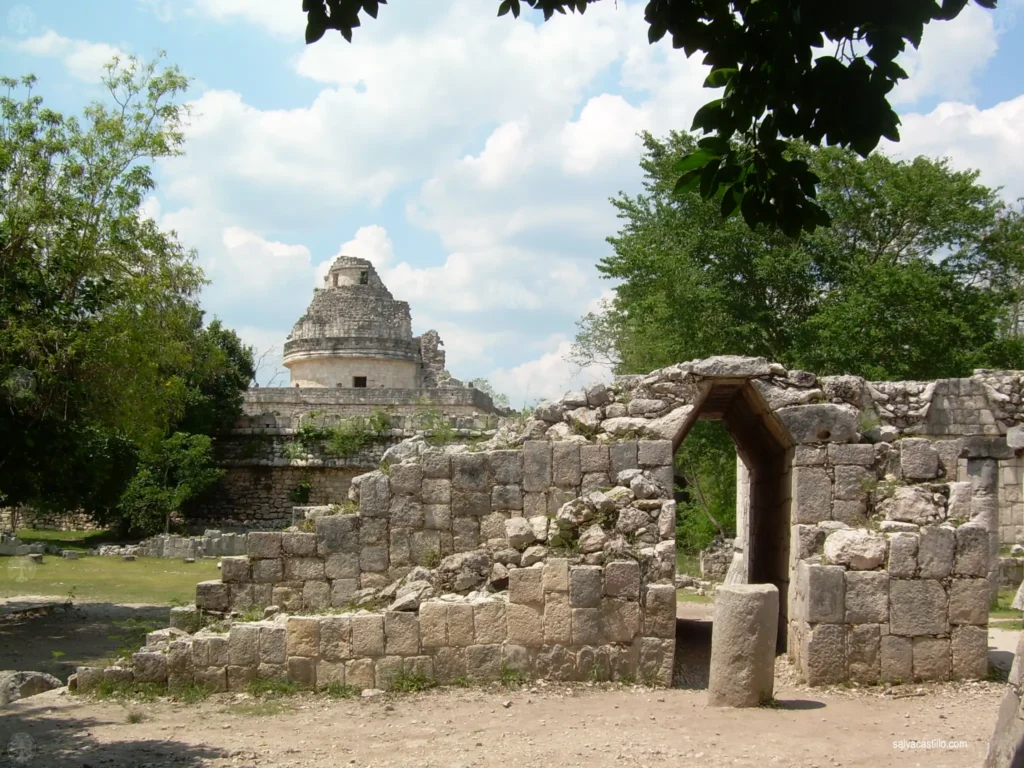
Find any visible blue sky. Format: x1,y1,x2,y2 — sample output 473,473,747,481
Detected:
3,0,1024,406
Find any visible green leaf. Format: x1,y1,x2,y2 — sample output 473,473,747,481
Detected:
720,185,741,218
305,20,327,44
690,99,723,132
674,150,712,175
673,169,702,195
497,0,513,17
703,68,737,89
699,158,722,198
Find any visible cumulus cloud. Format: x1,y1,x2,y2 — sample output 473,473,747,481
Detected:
486,336,611,408
11,31,126,82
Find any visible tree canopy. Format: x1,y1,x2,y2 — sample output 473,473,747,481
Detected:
301,0,997,237
0,56,254,534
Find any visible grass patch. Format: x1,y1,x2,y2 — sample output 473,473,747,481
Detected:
94,679,165,703
758,697,782,709
246,677,302,697
14,528,126,552
992,619,1024,632
676,590,712,604
126,708,147,724
0,552,220,604
321,681,360,699
676,551,701,578
228,700,294,717
991,588,1022,620
171,682,213,704
233,605,266,623
387,671,437,693
499,666,529,689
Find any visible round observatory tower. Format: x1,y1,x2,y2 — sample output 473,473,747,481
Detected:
283,256,421,389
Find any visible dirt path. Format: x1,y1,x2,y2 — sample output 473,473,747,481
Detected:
0,673,1004,768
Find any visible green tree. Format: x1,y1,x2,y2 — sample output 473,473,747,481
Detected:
0,56,254,530
468,377,511,410
574,131,1024,550
300,0,996,236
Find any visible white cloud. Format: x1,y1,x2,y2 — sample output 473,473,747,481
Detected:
891,4,998,107
487,337,611,408
561,94,647,175
191,0,304,39
12,31,126,82
889,95,1024,200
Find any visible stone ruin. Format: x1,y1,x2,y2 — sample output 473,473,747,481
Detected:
74,356,1011,693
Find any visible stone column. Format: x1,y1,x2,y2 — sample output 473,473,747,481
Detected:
725,455,750,585
969,458,1000,603
707,584,779,707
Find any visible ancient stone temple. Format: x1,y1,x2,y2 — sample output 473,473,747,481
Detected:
283,256,446,390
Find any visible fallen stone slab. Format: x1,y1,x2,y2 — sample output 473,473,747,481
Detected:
0,671,62,706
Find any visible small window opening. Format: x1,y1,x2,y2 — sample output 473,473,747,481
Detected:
359,270,369,285
353,376,367,388
332,273,339,287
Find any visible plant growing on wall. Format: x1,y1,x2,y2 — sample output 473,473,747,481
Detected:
288,480,313,505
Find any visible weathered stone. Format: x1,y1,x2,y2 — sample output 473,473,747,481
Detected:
948,578,989,625
917,526,955,579
801,623,846,686
708,584,778,706
954,522,989,577
358,473,390,518
359,545,388,573
609,441,639,474
880,635,912,683
506,603,544,645
833,465,871,502
433,550,491,593
446,603,475,647
344,658,375,690
844,571,889,624
284,557,326,582
828,443,875,466
389,463,422,495
793,466,832,524
351,615,385,657
384,611,420,656
196,580,229,612
523,441,552,492
319,616,352,661
602,560,641,600
282,532,317,557
776,403,859,444
520,545,549,566
421,450,451,479
887,533,918,578
132,652,169,684
900,438,940,480
316,514,359,555
823,529,887,570
571,607,602,645
509,566,544,605
569,565,602,608
473,600,507,645
643,584,677,639
847,624,881,684
578,524,607,554
946,481,973,521
580,444,610,473
792,524,827,560
505,517,535,549
951,625,988,681
796,562,845,624
452,453,490,491
259,625,287,665
465,644,503,681
543,558,569,593
451,489,490,517
889,580,948,636
220,556,251,583
544,592,572,644
879,485,943,524
912,636,950,682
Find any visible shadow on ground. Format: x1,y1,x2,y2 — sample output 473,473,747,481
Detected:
0,698,225,767
0,602,167,681
673,617,712,689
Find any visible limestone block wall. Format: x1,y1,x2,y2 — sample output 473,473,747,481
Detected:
287,357,419,390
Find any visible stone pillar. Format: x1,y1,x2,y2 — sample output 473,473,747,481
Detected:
969,458,1000,603
707,584,779,707
725,455,750,585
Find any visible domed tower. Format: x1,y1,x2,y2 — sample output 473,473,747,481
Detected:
283,256,422,388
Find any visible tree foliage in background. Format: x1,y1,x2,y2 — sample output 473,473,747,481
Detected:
574,131,1024,551
469,378,511,410
0,56,254,535
300,0,996,237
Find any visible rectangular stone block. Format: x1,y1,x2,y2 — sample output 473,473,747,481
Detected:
451,489,491,517
544,592,572,644
389,496,423,528
452,517,480,551
345,658,375,690
918,526,954,579
410,530,442,567
286,616,320,658
447,603,475,647
793,466,831,524
844,571,889,624
196,580,229,612
580,444,610,473
510,566,544,605
389,463,422,495
793,446,826,466
303,582,330,610
569,565,602,608
228,584,255,612
832,500,868,526
247,532,282,559
798,563,845,624
288,656,316,688
951,624,989,680
833,465,871,502
324,552,358,580
319,616,352,661
489,450,524,485
523,492,547,518
609,441,638,475
282,532,317,556
603,560,640,600
473,601,507,645
207,635,229,667
227,624,259,666
571,608,602,645
638,439,673,467
419,602,447,648
638,637,673,687
523,441,552,492
802,623,846,686
582,472,611,494
912,636,950,681
220,556,251,583
227,664,257,691
330,579,358,606
491,485,523,511
465,644,502,681
351,615,385,657
384,611,420,656
359,518,387,546
284,557,325,582
316,660,346,687
507,603,544,646
360,546,388,573
389,528,411,567
259,625,287,665
602,598,640,643
828,444,875,466
431,647,466,683
315,514,359,555
423,504,452,531
847,624,881,684
452,453,490,491
422,479,451,505
421,449,451,479
552,443,582,488
889,579,948,636
948,578,989,625
193,666,227,693
358,473,390,518
404,655,435,680
881,635,912,683
547,488,577,514
954,522,989,577
887,533,918,578
643,584,676,639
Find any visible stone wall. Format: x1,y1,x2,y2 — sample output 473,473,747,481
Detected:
240,387,499,421
1,507,100,532
286,356,421,390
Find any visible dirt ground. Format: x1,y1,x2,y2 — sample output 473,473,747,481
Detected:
0,596,1016,768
